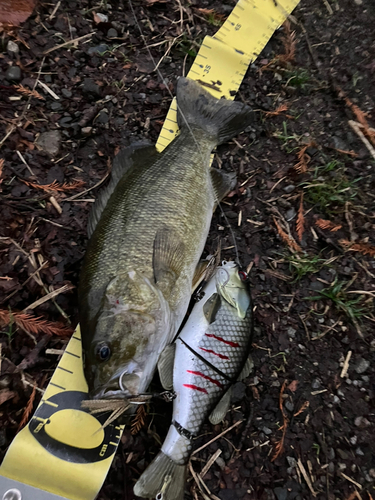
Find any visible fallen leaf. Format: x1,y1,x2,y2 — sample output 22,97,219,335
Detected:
0,0,36,26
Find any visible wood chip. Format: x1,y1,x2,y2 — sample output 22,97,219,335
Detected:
297,458,317,497
340,350,352,378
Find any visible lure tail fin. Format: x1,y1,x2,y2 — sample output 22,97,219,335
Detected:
176,77,253,145
134,451,186,500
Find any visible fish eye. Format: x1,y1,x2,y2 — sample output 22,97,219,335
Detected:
95,343,111,362
238,270,248,281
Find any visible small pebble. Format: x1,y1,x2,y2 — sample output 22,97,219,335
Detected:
354,416,371,427
311,379,321,390
5,66,21,82
97,111,109,124
262,426,272,435
62,88,72,98
81,127,93,136
285,401,294,412
7,40,19,55
107,28,118,37
355,447,364,456
287,327,296,338
355,358,370,374
82,78,101,96
283,184,296,193
51,102,62,111
95,13,108,22
285,208,296,221
350,436,357,445
88,44,109,56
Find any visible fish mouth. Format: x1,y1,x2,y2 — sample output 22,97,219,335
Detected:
90,372,141,400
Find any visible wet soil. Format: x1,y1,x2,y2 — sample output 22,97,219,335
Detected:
0,1,375,499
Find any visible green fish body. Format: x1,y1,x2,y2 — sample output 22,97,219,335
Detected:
78,77,253,400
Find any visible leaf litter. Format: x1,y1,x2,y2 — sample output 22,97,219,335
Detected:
0,0,375,499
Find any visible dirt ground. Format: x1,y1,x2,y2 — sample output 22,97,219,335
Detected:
1,0,375,499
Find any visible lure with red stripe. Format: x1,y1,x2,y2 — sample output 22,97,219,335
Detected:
134,261,253,500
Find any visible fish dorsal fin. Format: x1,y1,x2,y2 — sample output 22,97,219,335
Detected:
153,227,185,292
210,168,237,205
203,293,221,324
87,142,158,237
238,355,254,381
157,344,176,391
209,387,231,425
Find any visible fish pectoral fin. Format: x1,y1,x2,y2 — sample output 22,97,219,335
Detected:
157,343,176,391
210,168,237,206
153,227,185,288
209,387,232,425
203,293,221,324
238,355,254,381
88,142,158,237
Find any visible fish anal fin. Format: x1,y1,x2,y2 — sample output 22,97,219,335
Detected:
88,142,158,237
153,227,185,291
203,293,221,324
210,168,237,205
209,387,231,425
157,344,176,391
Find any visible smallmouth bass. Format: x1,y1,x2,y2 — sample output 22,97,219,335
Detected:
78,77,253,402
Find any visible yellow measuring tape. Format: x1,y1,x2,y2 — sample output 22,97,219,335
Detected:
0,1,299,498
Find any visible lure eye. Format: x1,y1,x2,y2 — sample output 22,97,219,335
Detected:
238,270,248,281
95,343,111,362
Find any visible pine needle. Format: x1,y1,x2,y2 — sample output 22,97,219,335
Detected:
0,158,4,187
0,309,73,337
14,84,45,100
279,20,296,64
21,179,85,193
272,380,288,461
17,383,37,431
296,192,304,242
339,239,375,257
315,219,342,232
273,216,302,253
264,103,290,118
131,404,147,435
293,142,315,174
293,401,309,417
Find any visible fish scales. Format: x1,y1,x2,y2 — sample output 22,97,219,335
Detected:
134,261,254,499
79,77,253,403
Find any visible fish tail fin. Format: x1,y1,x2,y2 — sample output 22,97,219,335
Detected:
176,77,253,145
134,451,186,500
